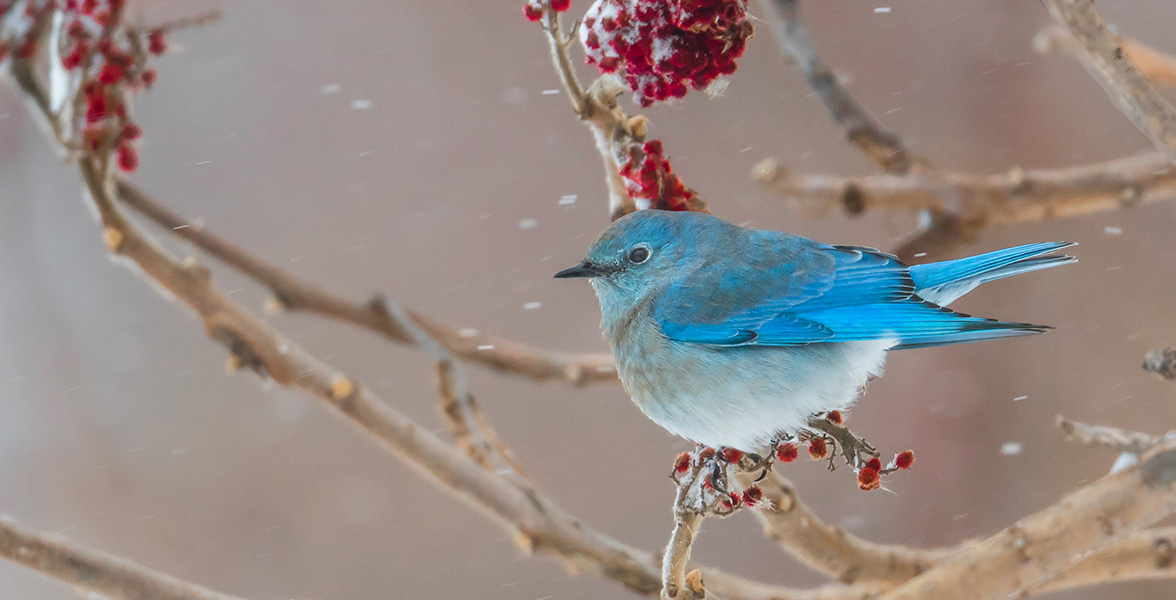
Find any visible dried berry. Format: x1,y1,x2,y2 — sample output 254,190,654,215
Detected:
741,486,762,507
775,442,799,463
720,447,743,463
895,450,915,470
808,438,828,460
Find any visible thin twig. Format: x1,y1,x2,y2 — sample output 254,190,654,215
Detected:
112,180,618,387
880,437,1176,600
760,0,921,175
377,295,524,476
0,514,248,600
538,6,640,219
1057,416,1161,455
1035,25,1176,88
1042,0,1176,164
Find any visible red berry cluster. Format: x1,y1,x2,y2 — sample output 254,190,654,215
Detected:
618,139,700,211
579,0,752,106
34,0,167,172
522,0,570,22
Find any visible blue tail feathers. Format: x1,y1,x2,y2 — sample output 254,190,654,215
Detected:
910,242,1076,307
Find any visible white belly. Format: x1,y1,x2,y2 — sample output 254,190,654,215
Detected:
615,332,893,452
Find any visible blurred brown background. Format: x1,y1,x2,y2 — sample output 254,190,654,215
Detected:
2,0,1175,598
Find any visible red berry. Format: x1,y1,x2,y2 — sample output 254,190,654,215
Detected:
827,410,843,424
85,93,107,123
141,69,157,87
721,492,741,510
741,486,762,507
522,2,543,21
550,0,571,11
98,62,122,84
116,141,138,172
148,29,167,55
720,447,743,463
121,122,142,140
81,0,98,15
895,450,915,470
808,438,828,460
775,442,799,463
698,447,716,461
673,452,691,474
865,457,882,471
857,466,881,491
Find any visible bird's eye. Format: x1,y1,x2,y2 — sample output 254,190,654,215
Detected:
628,246,650,264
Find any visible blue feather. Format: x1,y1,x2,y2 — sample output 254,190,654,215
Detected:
910,242,1076,306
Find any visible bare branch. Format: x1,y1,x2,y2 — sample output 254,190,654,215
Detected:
759,0,921,175
755,153,1174,227
1042,0,1176,164
750,472,947,586
1144,347,1176,380
662,510,704,600
1035,25,1176,88
755,151,1175,260
1057,416,1161,455
377,295,525,476
112,180,618,387
539,8,639,218
1031,527,1176,593
880,437,1176,600
0,514,248,600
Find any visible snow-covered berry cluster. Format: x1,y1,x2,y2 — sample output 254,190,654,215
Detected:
618,139,701,212
578,0,752,106
2,0,168,172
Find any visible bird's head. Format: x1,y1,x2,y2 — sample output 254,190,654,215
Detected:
555,210,715,308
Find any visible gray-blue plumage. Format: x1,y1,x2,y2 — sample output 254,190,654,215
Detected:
556,210,1075,452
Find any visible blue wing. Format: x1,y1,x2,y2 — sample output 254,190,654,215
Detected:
655,234,1057,350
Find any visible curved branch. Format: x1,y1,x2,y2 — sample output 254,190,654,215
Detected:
0,514,247,600
1042,0,1176,164
881,438,1176,600
750,473,948,586
113,180,618,387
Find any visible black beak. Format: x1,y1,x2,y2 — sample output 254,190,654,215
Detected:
554,262,602,279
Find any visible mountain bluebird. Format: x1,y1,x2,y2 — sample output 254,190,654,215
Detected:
556,210,1075,453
